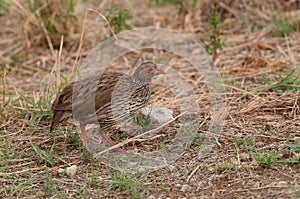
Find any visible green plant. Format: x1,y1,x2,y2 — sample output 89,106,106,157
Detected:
223,161,238,180
148,0,197,14
251,150,281,168
30,140,56,166
105,5,133,35
10,54,24,67
235,136,256,151
0,0,9,16
205,4,225,61
65,126,81,146
12,0,84,48
283,135,300,167
132,111,152,129
191,133,205,147
1,177,33,197
288,138,300,156
201,163,208,171
108,170,144,199
272,13,296,37
182,166,188,176
235,137,244,149
90,171,99,188
159,142,166,149
1,137,18,160
242,10,254,31
81,148,96,163
259,69,300,92
70,180,93,197
17,94,53,135
43,170,57,197
27,95,53,120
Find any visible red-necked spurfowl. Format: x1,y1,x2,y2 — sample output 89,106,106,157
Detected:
50,62,165,151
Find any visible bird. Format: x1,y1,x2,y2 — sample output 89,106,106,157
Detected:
50,62,165,152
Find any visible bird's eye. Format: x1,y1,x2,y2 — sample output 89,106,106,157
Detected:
147,67,153,72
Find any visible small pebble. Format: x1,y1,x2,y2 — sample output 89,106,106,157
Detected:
239,152,250,161
192,48,202,54
168,165,176,171
148,195,156,199
66,165,78,178
180,184,190,192
277,181,288,186
207,166,214,173
141,107,173,124
57,168,65,174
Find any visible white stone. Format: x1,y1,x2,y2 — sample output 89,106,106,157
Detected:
239,152,250,161
148,195,156,199
168,165,176,171
141,106,174,124
278,181,288,186
66,165,78,178
180,184,190,192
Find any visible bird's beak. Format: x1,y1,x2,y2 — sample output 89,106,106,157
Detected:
153,68,166,75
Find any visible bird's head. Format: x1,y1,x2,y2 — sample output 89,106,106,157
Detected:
133,62,165,84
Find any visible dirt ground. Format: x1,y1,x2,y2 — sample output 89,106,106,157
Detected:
1,0,300,198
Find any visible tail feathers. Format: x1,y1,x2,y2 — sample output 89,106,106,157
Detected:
50,111,63,132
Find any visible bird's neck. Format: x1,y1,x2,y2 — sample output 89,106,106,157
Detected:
130,76,149,87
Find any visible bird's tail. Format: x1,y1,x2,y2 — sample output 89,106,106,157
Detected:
50,110,63,132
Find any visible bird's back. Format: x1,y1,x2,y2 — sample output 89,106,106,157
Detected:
50,72,151,131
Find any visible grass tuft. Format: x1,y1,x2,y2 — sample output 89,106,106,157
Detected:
251,150,281,168
11,0,85,48
108,170,145,199
204,3,225,61
30,140,56,166
259,69,300,92
148,0,197,14
271,12,298,37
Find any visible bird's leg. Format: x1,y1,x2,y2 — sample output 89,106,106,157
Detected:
79,123,125,153
100,134,126,153
102,134,117,146
79,122,88,147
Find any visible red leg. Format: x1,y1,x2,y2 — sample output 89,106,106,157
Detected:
101,134,126,153
79,122,88,147
102,134,117,146
79,122,125,153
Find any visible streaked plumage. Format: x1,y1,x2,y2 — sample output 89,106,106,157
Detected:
50,62,165,149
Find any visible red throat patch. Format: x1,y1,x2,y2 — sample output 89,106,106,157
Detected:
147,78,152,83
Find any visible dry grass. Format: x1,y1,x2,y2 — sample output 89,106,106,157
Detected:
1,0,300,198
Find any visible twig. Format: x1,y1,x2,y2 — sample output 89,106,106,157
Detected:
0,165,47,175
88,8,117,40
38,11,55,57
1,65,8,121
47,36,64,96
220,185,290,195
2,65,8,108
71,8,88,82
94,111,186,157
0,121,10,130
57,36,64,90
186,164,200,182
